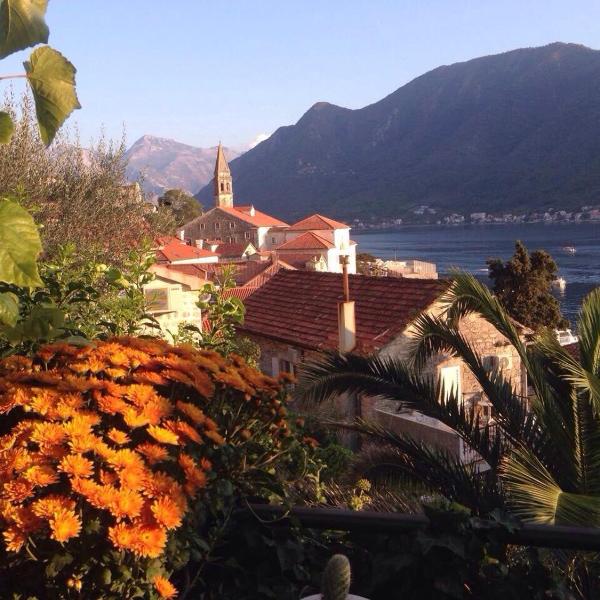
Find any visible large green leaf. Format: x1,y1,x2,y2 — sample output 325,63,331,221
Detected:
0,198,42,286
0,291,18,325
0,111,14,143
0,0,48,59
24,45,80,146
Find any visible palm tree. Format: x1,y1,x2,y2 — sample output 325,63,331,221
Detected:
298,273,600,526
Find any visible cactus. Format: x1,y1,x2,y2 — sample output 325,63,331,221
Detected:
321,554,351,600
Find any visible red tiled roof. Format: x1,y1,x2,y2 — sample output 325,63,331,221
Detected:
219,206,289,228
288,213,349,231
165,264,210,277
223,287,260,301
213,242,255,257
276,231,334,250
239,270,449,352
155,236,217,262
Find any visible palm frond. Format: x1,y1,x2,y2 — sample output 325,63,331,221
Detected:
502,445,600,526
340,419,503,514
577,287,600,376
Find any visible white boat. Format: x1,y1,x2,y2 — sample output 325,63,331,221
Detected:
561,245,577,254
556,329,578,346
552,277,566,291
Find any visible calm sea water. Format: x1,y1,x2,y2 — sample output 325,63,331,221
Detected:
354,222,600,325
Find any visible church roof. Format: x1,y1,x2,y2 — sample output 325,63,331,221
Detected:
219,205,289,227
276,231,334,250
214,143,230,175
288,213,349,231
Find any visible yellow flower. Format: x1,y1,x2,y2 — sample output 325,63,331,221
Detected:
147,425,179,446
108,448,145,471
108,522,135,552
153,575,178,599
151,496,184,529
59,454,94,478
49,508,81,542
31,422,67,446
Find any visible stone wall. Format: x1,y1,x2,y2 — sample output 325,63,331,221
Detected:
183,209,257,247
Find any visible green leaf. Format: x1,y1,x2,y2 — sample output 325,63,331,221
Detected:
0,198,42,286
0,0,49,59
0,111,14,143
0,292,19,325
24,45,80,145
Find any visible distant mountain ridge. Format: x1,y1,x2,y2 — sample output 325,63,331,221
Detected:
196,42,600,221
125,135,244,197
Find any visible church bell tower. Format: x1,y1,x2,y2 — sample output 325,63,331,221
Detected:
214,143,233,208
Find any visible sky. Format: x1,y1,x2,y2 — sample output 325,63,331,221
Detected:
3,0,600,149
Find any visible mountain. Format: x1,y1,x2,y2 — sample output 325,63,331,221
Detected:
197,43,600,221
125,135,244,197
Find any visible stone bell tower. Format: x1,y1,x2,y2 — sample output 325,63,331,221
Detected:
214,142,233,208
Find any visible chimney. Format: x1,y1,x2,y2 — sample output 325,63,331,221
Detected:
338,255,356,353
194,239,204,249
249,205,256,217
177,229,185,241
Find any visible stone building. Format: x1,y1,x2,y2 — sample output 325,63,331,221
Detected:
179,144,357,273
238,270,528,464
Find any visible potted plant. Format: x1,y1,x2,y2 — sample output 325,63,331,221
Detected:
302,554,369,600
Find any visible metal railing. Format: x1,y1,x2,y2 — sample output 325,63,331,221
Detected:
246,504,600,551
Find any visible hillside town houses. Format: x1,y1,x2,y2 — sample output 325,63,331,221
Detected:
139,144,525,467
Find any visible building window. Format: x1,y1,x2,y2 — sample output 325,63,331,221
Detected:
278,358,296,377
220,182,224,192
229,222,234,229
200,223,205,230
271,236,276,244
215,222,220,230
244,232,250,240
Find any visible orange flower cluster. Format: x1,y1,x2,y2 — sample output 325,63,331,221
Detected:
0,337,282,569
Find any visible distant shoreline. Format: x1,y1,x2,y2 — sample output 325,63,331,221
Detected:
354,220,600,234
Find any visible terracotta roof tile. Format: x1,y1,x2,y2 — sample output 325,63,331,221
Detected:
276,231,334,250
239,270,448,352
288,213,349,231
213,242,255,257
155,236,217,262
219,206,289,227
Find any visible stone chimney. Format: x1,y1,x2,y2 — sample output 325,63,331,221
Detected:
177,229,185,241
338,255,356,353
249,205,256,217
194,239,204,249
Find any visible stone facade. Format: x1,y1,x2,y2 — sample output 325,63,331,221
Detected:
183,209,258,247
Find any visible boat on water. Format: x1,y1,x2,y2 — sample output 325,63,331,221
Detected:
552,277,567,291
561,245,577,254
556,329,579,346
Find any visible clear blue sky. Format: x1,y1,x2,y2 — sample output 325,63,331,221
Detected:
2,0,600,148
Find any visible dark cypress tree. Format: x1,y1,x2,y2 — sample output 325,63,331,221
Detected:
487,240,568,331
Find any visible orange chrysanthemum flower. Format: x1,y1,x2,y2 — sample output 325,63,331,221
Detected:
147,425,179,446
59,454,94,478
108,449,145,471
136,442,168,465
99,468,119,486
203,429,225,445
107,428,130,445
49,508,81,542
108,522,135,552
3,525,27,552
31,422,67,446
95,393,129,415
153,575,178,599
175,401,206,425
110,489,144,520
119,466,148,489
24,465,59,487
125,384,158,407
131,524,166,558
123,407,151,429
167,420,202,444
2,479,35,502
151,496,183,530
32,495,76,519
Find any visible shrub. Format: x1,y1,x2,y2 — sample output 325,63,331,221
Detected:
0,337,305,599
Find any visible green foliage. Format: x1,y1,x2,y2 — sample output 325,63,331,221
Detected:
0,0,48,59
24,46,81,146
321,554,351,600
0,196,42,288
0,110,13,142
0,0,79,145
0,242,157,354
487,240,567,331
158,188,203,228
